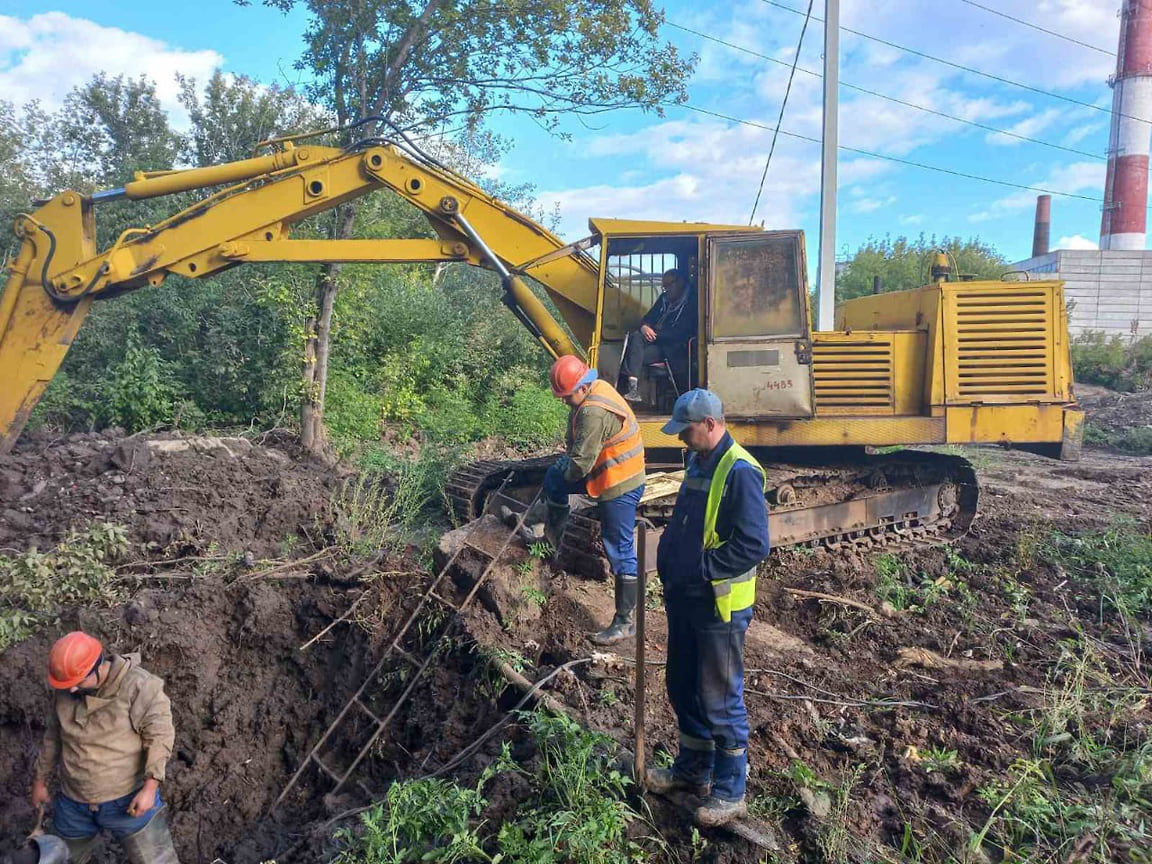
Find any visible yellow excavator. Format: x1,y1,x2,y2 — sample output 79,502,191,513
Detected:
0,130,1083,564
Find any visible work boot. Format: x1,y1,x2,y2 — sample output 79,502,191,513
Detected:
590,573,637,645
645,767,711,797
622,376,642,402
505,501,548,543
542,502,570,550
694,795,748,828
62,835,98,864
119,807,179,864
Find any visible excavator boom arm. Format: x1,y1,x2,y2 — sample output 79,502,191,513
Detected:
0,140,600,451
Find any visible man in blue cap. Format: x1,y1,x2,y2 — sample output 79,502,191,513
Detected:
646,388,770,827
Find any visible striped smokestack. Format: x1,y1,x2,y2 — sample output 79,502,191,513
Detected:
1101,0,1152,251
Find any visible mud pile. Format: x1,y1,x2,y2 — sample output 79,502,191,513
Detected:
1078,382,1152,450
0,431,344,558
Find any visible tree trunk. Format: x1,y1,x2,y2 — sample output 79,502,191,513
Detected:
300,203,357,454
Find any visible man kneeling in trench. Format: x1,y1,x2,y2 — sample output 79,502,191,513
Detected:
30,631,179,863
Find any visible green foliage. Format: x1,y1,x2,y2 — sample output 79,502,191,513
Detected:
1042,522,1152,620
494,711,645,864
0,523,129,651
326,456,439,555
335,711,649,864
254,0,696,134
102,345,177,433
919,747,960,775
835,234,1008,303
974,752,1152,861
873,550,975,615
1071,332,1152,392
335,778,490,864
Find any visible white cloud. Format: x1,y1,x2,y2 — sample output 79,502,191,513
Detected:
1054,233,1098,250
969,161,1105,222
900,214,924,226
848,195,897,214
985,108,1066,147
0,12,223,128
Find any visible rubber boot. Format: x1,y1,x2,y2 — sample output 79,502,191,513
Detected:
542,502,570,550
504,500,548,543
63,835,98,864
119,807,179,864
694,795,748,828
645,767,710,797
590,573,637,645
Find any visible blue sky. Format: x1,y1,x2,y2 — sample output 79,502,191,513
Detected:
0,0,1122,266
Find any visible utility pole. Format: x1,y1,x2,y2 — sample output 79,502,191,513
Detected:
817,0,839,331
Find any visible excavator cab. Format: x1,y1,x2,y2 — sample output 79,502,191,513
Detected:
588,221,815,422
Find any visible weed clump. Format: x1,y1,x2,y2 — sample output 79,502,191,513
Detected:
0,523,128,650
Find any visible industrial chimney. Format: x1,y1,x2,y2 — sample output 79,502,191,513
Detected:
1033,195,1051,257
1101,0,1152,250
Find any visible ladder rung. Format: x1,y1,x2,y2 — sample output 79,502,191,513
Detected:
311,753,342,782
428,589,462,612
392,646,421,667
354,696,384,726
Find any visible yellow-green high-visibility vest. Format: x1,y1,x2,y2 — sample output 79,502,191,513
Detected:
703,441,766,623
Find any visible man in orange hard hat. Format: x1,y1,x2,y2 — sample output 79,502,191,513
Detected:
30,631,178,863
520,355,646,645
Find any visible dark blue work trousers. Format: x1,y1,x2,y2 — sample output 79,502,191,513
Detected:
542,462,642,577
664,591,752,801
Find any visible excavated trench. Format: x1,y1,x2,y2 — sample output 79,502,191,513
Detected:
1,428,1151,863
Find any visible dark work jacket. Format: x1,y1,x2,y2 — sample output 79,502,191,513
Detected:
656,432,771,598
641,290,698,347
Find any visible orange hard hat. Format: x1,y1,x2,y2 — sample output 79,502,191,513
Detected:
47,631,103,690
550,355,590,398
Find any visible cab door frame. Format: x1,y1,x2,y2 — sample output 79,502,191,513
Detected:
701,230,815,419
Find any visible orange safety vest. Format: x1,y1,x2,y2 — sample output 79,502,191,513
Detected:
570,379,646,498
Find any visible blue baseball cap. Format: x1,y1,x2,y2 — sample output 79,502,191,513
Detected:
661,389,724,435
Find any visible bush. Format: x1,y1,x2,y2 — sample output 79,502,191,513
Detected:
326,368,384,442
1072,332,1152,392
0,523,129,650
102,345,177,432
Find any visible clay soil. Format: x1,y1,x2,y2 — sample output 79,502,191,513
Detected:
1,413,1150,863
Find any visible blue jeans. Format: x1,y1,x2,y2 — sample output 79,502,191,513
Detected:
664,591,752,801
53,788,163,839
542,462,642,577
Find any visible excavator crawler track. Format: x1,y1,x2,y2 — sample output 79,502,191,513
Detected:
444,450,979,577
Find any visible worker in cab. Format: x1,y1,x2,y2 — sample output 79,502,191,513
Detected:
30,631,178,863
645,389,770,827
620,269,697,402
519,355,646,645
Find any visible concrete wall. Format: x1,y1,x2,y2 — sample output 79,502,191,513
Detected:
1010,250,1152,338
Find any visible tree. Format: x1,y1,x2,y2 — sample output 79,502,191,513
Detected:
835,235,1009,303
177,70,329,166
243,0,697,452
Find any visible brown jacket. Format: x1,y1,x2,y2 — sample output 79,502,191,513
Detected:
35,653,174,803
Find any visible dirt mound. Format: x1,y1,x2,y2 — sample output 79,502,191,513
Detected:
1078,383,1152,444
0,431,345,559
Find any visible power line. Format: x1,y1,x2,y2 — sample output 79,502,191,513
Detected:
668,21,1104,161
749,0,815,224
759,0,1149,127
672,101,1107,204
957,0,1115,57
